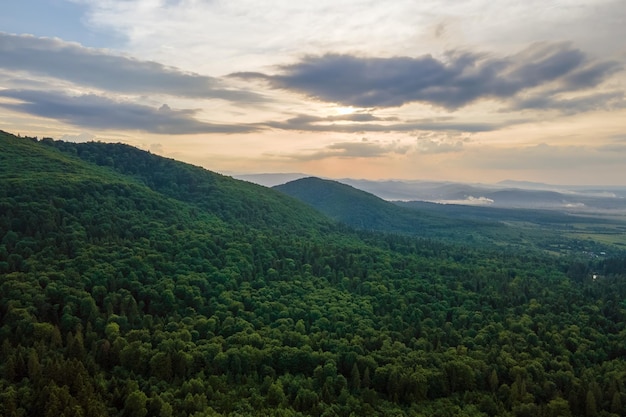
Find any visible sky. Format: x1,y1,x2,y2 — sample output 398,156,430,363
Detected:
1,0,625,185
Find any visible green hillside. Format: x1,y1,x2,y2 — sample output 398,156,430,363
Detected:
2,131,626,417
43,139,333,235
273,177,504,244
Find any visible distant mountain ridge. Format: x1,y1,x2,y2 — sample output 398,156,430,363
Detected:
236,173,626,213
336,179,626,213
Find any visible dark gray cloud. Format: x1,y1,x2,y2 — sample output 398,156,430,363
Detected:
562,61,622,90
610,134,626,142
510,91,625,113
0,32,261,102
283,139,410,161
263,113,499,133
0,89,257,134
598,144,626,153
233,43,621,109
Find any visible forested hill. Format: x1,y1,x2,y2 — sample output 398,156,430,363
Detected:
2,131,626,417
274,177,507,245
274,176,404,228
42,138,333,235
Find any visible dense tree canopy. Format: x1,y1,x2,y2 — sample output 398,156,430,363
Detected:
1,131,626,417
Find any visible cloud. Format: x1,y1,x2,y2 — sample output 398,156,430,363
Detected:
234,43,621,110
263,113,500,133
562,61,623,90
59,132,97,142
415,132,468,154
0,89,257,134
464,143,626,171
432,196,494,206
282,138,410,161
417,139,464,154
0,32,261,102
70,0,626,80
598,144,626,153
510,91,626,114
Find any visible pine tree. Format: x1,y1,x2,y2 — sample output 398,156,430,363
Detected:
489,369,499,392
350,364,361,392
362,367,371,389
27,349,41,382
586,390,597,417
611,392,623,415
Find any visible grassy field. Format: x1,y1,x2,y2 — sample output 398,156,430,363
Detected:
503,214,626,255
395,200,626,256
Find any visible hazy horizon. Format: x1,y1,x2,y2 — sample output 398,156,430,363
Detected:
2,0,625,185
231,171,626,189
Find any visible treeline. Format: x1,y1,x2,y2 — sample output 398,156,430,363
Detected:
2,133,626,417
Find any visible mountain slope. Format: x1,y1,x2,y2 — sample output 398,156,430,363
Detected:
44,139,333,235
274,177,399,227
